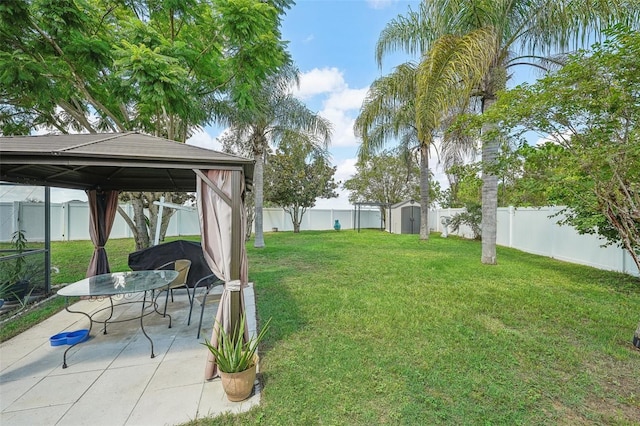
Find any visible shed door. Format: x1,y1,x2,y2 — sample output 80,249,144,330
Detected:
401,206,420,234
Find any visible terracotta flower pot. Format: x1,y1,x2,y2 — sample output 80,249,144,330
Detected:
219,355,258,402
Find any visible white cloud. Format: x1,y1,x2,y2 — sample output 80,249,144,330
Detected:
320,107,359,147
293,67,348,99
314,187,352,209
187,129,223,151
324,87,368,111
0,185,86,203
366,0,397,10
293,68,368,148
535,130,571,146
311,158,358,210
335,157,358,183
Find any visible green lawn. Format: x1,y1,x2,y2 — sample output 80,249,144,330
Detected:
3,231,639,423
206,230,639,425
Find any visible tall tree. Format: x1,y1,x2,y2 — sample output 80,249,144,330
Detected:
355,62,438,238
376,0,638,263
218,65,332,248
0,0,291,249
355,29,494,240
264,139,338,233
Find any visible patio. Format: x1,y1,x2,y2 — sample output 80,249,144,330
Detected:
0,284,258,426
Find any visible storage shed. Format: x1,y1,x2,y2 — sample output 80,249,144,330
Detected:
386,200,421,234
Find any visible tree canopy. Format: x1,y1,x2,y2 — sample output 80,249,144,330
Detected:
483,25,640,272
0,0,292,249
343,149,420,206
0,0,292,138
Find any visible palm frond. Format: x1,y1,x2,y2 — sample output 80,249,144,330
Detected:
415,27,498,141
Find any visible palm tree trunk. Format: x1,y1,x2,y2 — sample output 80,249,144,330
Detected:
253,151,265,248
481,90,499,264
419,144,430,240
481,140,498,263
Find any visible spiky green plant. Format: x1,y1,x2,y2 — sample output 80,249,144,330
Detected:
201,313,272,373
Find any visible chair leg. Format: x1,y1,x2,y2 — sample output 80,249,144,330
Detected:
197,292,209,339
187,287,196,326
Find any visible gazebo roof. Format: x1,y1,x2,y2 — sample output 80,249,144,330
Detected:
0,132,253,192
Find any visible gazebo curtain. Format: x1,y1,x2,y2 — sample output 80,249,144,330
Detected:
86,189,119,277
197,169,249,380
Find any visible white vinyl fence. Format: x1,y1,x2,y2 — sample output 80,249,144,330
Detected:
430,206,638,277
0,202,381,242
1,201,637,277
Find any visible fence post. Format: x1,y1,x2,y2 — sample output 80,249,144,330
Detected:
509,206,515,248
549,206,555,258
12,201,20,236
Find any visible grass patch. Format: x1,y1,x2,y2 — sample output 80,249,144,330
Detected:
0,296,70,342
194,230,640,425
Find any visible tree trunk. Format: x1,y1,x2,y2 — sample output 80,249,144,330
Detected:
419,143,430,240
481,141,498,264
481,93,499,264
130,196,150,250
293,207,301,233
118,192,177,250
634,319,640,349
253,151,265,248
479,62,508,265
244,191,255,242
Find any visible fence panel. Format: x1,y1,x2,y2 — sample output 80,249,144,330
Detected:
0,202,15,241
510,207,556,256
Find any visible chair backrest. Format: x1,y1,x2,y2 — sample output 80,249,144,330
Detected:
170,259,191,289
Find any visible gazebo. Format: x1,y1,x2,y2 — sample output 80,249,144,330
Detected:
0,131,252,379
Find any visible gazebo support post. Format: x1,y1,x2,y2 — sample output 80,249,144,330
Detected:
45,186,51,293
230,169,242,338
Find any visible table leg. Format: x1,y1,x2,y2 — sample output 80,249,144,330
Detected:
102,297,115,334
140,290,172,358
62,297,93,369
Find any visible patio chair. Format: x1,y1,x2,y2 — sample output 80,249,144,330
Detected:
154,259,192,317
187,273,224,338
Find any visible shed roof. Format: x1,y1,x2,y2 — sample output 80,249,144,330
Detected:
390,200,419,209
0,132,253,192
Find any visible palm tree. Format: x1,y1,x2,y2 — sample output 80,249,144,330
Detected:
354,63,427,237
217,66,332,248
355,29,495,240
376,0,637,263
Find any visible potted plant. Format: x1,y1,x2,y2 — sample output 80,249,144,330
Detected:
201,313,271,401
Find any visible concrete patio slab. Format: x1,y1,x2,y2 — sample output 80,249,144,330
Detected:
0,284,259,426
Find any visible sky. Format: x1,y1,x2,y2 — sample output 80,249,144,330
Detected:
1,0,540,206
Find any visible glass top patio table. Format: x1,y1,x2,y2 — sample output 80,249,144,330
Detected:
57,270,179,297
